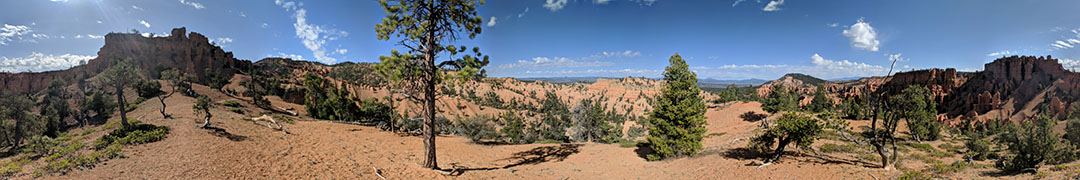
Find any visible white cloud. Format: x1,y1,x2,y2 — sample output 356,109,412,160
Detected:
544,0,568,11
1,24,34,45
178,0,205,9
633,0,658,6
132,5,143,10
276,52,304,60
261,23,270,29
732,0,746,7
1061,59,1079,72
277,0,347,63
0,52,95,73
74,35,83,39
487,17,497,27
335,49,348,55
842,18,880,52
239,12,247,17
590,50,642,59
49,0,68,2
594,0,613,4
518,7,529,18
827,23,839,27
987,50,1013,57
87,34,104,39
1056,40,1074,48
762,0,784,11
96,20,103,24
211,37,233,47
138,20,151,28
499,57,615,69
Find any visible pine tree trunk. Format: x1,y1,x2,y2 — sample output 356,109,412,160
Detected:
765,137,792,164
118,87,130,128
421,27,439,169
159,96,169,118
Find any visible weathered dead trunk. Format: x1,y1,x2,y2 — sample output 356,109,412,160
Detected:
159,96,169,118
202,111,212,128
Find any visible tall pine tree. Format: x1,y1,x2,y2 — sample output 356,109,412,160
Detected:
646,54,708,161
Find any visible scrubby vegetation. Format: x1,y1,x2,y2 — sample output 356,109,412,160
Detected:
749,113,823,164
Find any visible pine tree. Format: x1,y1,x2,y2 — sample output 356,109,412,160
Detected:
645,54,708,161
375,0,489,169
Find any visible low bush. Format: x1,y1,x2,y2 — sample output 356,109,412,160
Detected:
454,115,498,143
897,170,931,180
221,100,242,107
818,143,856,153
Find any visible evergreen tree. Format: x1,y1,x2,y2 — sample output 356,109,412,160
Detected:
193,95,214,128
375,0,489,169
806,87,834,113
762,85,797,114
749,113,823,164
98,59,141,129
645,54,708,161
40,80,71,137
892,85,940,141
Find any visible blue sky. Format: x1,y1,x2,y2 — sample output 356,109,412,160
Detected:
2,0,1080,80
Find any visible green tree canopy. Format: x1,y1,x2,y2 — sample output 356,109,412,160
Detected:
645,54,708,161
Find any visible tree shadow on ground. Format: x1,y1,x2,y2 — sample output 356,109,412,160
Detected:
717,147,878,168
204,126,247,141
447,144,583,176
739,111,768,122
633,143,654,160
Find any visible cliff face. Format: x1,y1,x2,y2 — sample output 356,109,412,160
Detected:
942,56,1079,121
879,68,969,103
0,27,250,93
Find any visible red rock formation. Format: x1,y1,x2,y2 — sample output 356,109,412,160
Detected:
879,68,969,103
942,56,1078,120
0,27,251,93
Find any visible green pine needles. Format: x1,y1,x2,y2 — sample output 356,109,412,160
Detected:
646,54,708,161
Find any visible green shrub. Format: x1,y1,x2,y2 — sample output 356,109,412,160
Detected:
930,161,969,174
454,115,498,143
908,143,936,152
22,135,58,156
897,170,931,180
500,111,530,144
95,123,169,149
966,134,992,161
229,108,244,114
748,113,823,163
996,115,1065,172
134,80,162,98
818,143,856,153
1052,164,1070,171
929,150,954,158
221,100,242,107
617,139,640,148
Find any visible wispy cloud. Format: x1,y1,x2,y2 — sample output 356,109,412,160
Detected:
691,53,888,79
138,20,151,28
1061,59,1079,72
594,0,613,4
0,52,95,73
987,50,1013,57
1050,28,1080,50
276,0,348,64
500,57,615,69
732,0,746,7
517,7,530,18
131,5,143,10
762,0,784,11
842,18,880,52
211,37,233,47
178,0,205,9
584,50,642,60
0,24,33,45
